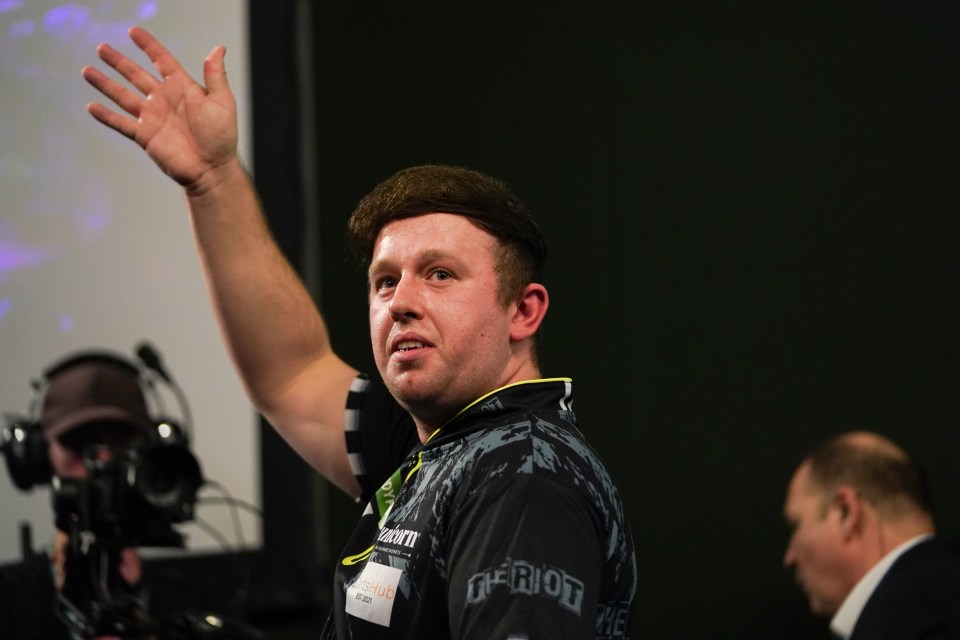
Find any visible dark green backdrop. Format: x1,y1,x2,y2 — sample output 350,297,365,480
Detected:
251,2,960,638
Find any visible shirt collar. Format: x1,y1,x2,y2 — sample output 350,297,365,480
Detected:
830,533,933,638
425,377,575,445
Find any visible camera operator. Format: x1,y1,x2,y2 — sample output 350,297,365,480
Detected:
0,353,160,639
0,351,261,640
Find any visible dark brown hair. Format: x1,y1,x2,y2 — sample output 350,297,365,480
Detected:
347,164,548,305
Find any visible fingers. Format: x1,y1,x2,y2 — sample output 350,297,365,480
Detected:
81,25,187,143
82,62,141,139
95,42,158,95
129,25,187,81
81,64,143,119
92,26,190,96
85,101,138,140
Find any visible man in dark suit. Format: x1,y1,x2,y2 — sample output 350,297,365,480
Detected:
782,431,960,639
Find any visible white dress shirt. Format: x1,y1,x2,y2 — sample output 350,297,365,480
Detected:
830,533,934,639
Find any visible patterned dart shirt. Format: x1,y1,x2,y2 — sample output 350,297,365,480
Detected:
320,375,636,639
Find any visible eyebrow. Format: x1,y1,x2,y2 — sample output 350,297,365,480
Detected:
369,248,463,276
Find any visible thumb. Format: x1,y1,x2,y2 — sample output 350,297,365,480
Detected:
203,44,231,96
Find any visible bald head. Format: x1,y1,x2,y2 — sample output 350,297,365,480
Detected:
783,431,936,617
803,431,934,522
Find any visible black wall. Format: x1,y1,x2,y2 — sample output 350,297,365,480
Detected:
255,2,960,638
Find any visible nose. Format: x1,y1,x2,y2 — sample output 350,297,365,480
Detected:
783,541,796,569
58,454,88,480
47,441,87,479
388,275,423,321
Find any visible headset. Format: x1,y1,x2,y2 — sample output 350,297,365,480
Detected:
1,342,192,492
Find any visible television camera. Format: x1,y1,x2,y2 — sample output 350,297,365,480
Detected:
1,344,262,640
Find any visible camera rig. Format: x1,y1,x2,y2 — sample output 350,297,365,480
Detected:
53,436,202,639
1,345,264,640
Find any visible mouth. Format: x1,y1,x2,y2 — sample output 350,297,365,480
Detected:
793,574,808,594
390,336,434,357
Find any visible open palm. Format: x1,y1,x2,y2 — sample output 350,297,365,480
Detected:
82,26,238,189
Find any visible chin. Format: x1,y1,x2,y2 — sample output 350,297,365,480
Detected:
384,376,434,409
808,596,838,619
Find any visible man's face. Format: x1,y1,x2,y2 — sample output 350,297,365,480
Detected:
368,213,517,428
47,421,145,479
782,464,854,616
47,438,87,479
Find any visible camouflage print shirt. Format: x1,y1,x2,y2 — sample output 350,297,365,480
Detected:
321,376,637,639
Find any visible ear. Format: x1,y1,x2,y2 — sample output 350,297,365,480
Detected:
509,283,549,342
833,486,863,541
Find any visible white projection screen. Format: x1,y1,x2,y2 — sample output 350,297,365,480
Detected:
0,1,260,561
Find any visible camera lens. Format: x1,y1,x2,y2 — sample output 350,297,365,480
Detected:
134,444,202,517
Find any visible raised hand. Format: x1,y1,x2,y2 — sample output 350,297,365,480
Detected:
81,26,238,192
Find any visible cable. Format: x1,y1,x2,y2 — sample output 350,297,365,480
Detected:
196,495,263,518
189,516,235,553
197,479,262,549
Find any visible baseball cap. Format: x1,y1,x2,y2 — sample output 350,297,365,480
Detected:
41,354,155,441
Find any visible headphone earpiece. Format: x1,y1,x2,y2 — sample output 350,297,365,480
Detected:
2,346,188,493
154,417,188,444
0,416,51,491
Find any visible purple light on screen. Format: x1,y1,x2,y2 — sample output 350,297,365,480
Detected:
0,239,50,276
77,210,112,240
42,3,90,37
59,313,76,333
0,1,24,14
0,298,11,326
8,19,33,37
138,1,157,21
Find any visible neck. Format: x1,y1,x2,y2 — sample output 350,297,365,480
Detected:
410,364,545,443
861,512,934,574
877,520,934,556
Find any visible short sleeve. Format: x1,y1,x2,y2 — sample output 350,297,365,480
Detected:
344,373,420,502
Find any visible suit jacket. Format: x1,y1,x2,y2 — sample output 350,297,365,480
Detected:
849,536,960,640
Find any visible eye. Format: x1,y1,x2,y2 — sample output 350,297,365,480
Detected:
431,268,452,281
373,276,397,291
